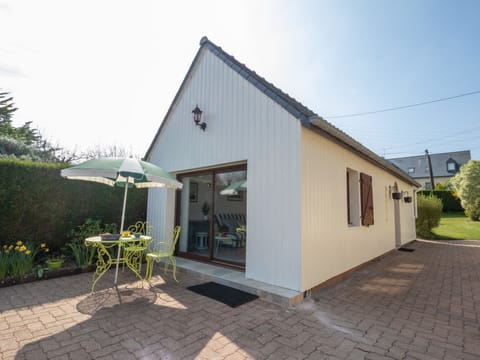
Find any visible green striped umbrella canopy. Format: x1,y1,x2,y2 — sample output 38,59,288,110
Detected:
61,157,182,284
220,180,247,195
61,157,182,189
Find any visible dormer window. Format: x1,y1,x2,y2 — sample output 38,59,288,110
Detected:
446,158,457,173
408,167,415,174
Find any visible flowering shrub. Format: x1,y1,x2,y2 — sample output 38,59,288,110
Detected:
0,241,50,278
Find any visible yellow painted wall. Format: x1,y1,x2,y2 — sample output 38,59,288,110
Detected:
300,128,417,290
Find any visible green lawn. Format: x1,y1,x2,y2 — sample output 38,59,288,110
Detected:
429,212,480,240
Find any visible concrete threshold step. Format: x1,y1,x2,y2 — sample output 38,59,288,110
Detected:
174,257,303,306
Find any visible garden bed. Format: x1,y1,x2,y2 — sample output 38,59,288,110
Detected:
0,263,95,288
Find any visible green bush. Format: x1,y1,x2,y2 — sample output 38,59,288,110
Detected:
68,218,118,241
417,190,463,212
0,159,147,250
66,242,96,267
451,160,480,221
66,218,118,267
416,195,443,238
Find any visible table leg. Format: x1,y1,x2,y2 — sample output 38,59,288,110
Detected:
91,244,113,293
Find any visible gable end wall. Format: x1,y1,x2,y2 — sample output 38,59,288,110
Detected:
147,49,303,291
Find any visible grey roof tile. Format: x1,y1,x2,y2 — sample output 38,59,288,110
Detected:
255,82,267,92
388,151,471,179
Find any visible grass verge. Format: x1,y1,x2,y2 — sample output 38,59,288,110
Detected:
423,212,480,240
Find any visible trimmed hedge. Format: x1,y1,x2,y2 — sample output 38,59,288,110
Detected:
0,159,147,249
416,195,443,238
417,190,463,212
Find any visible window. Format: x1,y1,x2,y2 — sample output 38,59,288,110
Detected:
346,169,360,226
408,167,415,174
424,182,432,189
347,169,374,227
360,173,374,226
446,160,457,173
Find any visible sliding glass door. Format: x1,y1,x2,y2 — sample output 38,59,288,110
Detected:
177,166,247,267
177,174,213,257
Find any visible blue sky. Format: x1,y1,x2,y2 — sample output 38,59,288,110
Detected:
1,0,479,159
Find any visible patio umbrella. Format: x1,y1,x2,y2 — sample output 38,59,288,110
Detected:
61,157,183,284
220,180,247,195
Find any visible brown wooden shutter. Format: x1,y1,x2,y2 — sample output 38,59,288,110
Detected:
360,173,374,226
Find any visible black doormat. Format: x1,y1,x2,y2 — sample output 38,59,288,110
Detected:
187,282,259,308
398,247,415,252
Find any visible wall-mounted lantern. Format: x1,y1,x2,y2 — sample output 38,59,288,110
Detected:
192,105,206,131
404,196,413,203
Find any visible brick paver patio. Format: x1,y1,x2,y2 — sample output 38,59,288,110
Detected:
1,239,479,359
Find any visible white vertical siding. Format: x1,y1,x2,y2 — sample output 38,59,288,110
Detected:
146,188,176,243
147,49,302,291
300,128,417,290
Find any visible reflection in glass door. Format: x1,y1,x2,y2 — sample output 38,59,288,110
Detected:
177,166,247,267
213,170,247,265
178,174,213,258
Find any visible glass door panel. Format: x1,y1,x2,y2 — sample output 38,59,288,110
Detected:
178,174,213,257
213,170,247,265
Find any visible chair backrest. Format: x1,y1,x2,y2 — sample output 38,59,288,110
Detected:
128,221,154,236
172,226,181,251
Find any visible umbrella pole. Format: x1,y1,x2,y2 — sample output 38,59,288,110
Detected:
114,177,130,285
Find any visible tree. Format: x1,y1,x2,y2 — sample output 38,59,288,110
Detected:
78,144,140,161
0,91,64,162
0,91,39,145
451,160,480,221
0,91,18,136
0,91,17,120
434,181,452,190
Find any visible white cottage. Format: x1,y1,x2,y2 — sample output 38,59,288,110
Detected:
145,37,419,298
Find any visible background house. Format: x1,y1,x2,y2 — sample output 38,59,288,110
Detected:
145,37,419,298
388,150,471,189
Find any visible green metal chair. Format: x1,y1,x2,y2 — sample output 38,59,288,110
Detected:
145,226,181,282
123,221,154,275
127,221,154,237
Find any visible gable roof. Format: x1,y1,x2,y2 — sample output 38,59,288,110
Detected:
145,36,420,187
388,150,471,179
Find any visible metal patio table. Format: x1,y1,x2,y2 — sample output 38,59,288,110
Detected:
85,235,152,293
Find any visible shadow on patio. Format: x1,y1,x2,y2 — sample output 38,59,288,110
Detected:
10,268,286,360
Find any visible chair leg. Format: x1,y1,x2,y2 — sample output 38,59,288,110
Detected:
145,257,153,282
170,256,178,282
163,259,169,275
161,257,178,282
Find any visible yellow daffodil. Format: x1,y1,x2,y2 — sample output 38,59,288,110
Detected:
45,248,50,252
40,243,46,248
2,245,7,250
9,245,14,250
15,245,19,250
19,245,27,252
16,241,23,246
25,250,31,255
